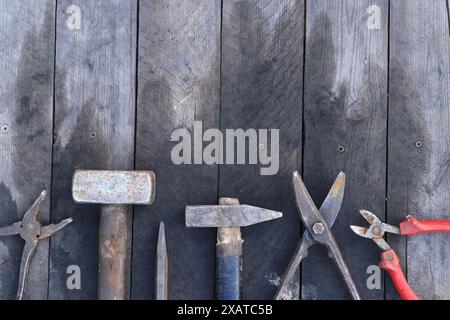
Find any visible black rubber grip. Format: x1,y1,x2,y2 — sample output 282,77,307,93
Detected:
215,255,242,300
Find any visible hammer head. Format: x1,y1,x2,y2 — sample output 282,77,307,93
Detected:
186,201,282,228
72,170,156,205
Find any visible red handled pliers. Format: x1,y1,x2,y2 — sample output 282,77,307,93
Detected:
350,210,450,300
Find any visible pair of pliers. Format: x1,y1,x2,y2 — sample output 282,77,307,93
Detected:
350,210,450,300
0,190,73,299
275,171,361,300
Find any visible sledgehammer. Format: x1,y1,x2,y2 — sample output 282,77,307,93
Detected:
72,169,156,299
186,198,282,299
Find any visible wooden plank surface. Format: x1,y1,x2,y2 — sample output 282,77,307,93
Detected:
132,0,221,299
220,0,304,299
0,0,55,300
50,0,137,299
0,0,449,301
388,0,450,300
302,0,388,299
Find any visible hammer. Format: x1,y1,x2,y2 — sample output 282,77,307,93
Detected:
72,169,156,299
186,198,282,299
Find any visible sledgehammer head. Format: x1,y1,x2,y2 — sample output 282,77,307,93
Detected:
186,201,282,228
72,169,156,205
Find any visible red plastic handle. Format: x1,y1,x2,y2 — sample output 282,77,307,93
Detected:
400,216,450,236
379,249,419,300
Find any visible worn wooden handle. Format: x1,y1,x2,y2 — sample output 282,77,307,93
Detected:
98,204,128,300
215,227,242,300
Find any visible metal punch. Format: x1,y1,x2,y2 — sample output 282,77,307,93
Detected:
0,190,72,299
275,171,360,300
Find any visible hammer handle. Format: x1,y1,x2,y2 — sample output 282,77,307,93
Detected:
98,204,128,300
216,227,242,300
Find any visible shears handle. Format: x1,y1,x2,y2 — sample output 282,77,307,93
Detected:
379,249,419,300
400,216,450,236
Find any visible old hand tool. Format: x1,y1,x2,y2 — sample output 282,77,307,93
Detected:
186,198,282,300
155,222,168,300
275,171,361,300
0,190,72,300
72,169,156,300
350,210,450,300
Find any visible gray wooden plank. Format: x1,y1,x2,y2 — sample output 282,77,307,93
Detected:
132,0,221,299
0,0,55,300
388,0,450,300
49,0,137,299
219,0,304,299
302,0,388,299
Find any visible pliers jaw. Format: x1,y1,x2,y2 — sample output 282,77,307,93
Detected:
21,190,48,226
0,190,73,300
350,209,400,251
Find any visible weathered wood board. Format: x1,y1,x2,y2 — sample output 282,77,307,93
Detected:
50,0,137,299
0,0,55,300
302,0,388,299
220,0,304,299
132,0,221,299
389,0,450,300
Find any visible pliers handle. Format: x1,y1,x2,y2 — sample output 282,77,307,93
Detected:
383,216,450,300
400,216,450,236
379,249,419,300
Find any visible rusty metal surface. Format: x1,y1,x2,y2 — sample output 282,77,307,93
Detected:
0,190,72,300
72,170,156,205
155,222,168,300
186,204,282,228
291,171,361,300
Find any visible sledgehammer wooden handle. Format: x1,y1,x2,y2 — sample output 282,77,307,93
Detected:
98,204,128,300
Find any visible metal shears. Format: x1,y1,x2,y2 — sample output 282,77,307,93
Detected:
275,171,360,300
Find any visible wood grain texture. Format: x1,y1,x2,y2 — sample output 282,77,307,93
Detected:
132,0,221,299
303,0,387,299
220,0,304,299
50,0,137,299
389,0,450,300
0,0,55,300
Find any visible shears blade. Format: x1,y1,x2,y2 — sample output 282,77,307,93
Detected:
292,171,330,233
318,171,345,228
